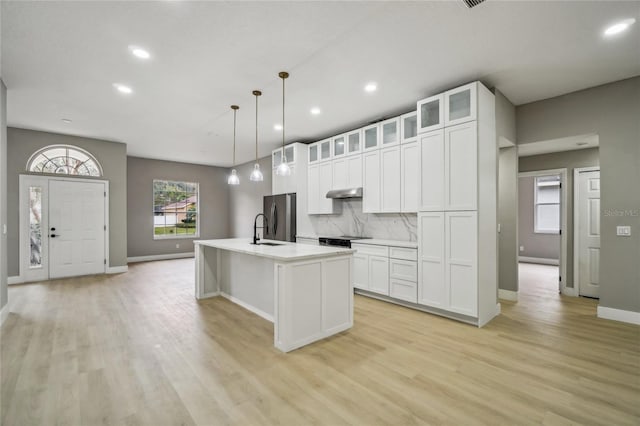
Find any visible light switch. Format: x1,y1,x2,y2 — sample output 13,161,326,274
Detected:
519,245,524,252
2,224,6,235
616,226,631,237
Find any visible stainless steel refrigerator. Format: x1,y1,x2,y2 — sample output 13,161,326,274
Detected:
263,193,296,242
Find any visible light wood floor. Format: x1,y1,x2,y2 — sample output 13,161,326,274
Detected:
2,259,638,426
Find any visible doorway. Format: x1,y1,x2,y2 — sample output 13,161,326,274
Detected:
20,175,108,282
517,169,568,295
574,167,601,298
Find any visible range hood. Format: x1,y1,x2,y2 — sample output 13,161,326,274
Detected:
326,187,363,199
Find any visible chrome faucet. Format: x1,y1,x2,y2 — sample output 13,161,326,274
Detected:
253,213,269,245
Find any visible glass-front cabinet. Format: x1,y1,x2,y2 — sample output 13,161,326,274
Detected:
417,94,444,133
381,117,400,147
284,144,295,164
319,139,332,162
347,129,361,155
363,124,379,151
273,145,296,168
333,135,346,158
272,149,283,169
444,82,477,126
308,142,320,164
401,111,418,144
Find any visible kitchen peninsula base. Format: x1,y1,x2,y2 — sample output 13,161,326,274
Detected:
195,239,354,352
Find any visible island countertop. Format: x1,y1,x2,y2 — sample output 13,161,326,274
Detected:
194,238,355,261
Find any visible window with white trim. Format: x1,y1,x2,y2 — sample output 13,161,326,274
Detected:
534,175,560,234
153,180,199,239
27,145,103,176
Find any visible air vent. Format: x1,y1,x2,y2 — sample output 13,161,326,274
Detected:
463,0,486,8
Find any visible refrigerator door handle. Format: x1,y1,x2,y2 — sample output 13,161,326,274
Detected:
271,202,278,236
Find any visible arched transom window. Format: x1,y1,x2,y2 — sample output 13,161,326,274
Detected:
27,145,103,177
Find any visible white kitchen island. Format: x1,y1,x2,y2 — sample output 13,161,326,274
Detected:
194,238,355,352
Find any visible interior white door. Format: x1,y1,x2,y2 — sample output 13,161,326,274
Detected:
577,170,601,298
49,180,106,279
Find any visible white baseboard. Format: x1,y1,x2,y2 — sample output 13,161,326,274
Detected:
562,285,578,297
498,289,518,301
7,276,23,285
127,252,194,263
597,306,640,325
519,256,559,265
197,291,220,300
220,292,274,323
106,265,128,274
0,303,9,326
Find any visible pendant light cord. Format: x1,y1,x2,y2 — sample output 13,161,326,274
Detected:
282,75,285,149
233,108,237,166
255,94,258,159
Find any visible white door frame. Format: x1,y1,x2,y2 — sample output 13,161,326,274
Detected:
18,174,110,283
518,168,571,296
573,166,600,297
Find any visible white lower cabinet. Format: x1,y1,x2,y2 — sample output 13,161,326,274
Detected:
418,211,477,317
369,256,389,295
352,243,417,302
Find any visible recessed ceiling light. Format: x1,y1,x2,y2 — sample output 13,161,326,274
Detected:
364,82,377,92
129,45,151,59
113,83,133,94
310,107,321,115
604,18,636,36
61,118,72,124
274,124,283,131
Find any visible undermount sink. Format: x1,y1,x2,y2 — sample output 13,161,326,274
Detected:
251,242,283,246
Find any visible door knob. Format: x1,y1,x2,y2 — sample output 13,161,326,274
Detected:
50,234,57,238
50,227,56,231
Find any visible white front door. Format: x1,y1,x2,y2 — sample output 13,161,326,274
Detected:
577,170,600,298
21,176,107,282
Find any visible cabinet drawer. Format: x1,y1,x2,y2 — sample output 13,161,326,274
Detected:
389,246,417,261
390,278,418,303
390,259,417,282
351,244,389,257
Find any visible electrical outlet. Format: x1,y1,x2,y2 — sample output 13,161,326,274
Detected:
519,246,524,252
616,226,631,237
176,243,180,248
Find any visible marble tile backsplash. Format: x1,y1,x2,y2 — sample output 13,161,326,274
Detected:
308,200,417,241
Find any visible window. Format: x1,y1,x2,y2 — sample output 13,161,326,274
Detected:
153,180,199,239
27,145,102,176
534,175,560,234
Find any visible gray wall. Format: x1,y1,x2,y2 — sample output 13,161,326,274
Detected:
517,76,637,313
227,156,272,238
7,128,128,276
495,89,518,293
127,156,230,258
519,148,600,287
499,147,518,292
1,81,7,312
518,175,560,260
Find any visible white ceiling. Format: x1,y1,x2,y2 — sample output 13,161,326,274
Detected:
2,1,639,167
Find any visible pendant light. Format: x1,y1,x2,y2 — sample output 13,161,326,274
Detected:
227,105,240,185
249,90,264,182
275,71,291,176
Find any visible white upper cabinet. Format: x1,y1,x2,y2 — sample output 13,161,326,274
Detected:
362,150,381,213
332,134,346,158
284,144,295,164
401,141,419,213
363,124,380,151
347,129,362,155
307,164,320,213
318,161,334,213
380,117,400,147
401,112,418,144
417,94,444,134
419,129,445,211
319,139,332,162
380,146,401,213
332,158,347,190
444,82,477,127
308,142,320,164
346,155,362,188
272,149,283,169
445,122,477,211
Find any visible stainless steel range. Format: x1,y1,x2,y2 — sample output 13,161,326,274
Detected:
318,236,371,248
